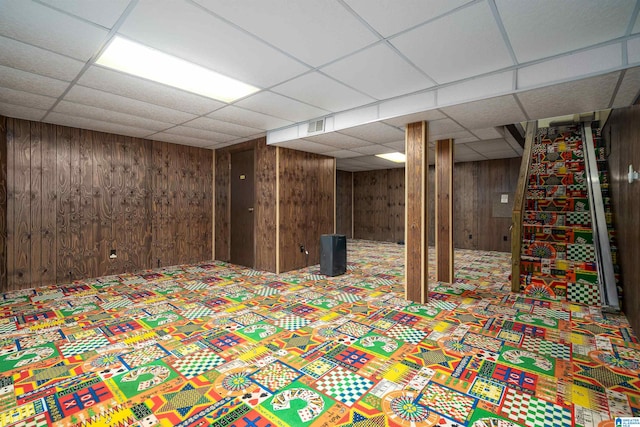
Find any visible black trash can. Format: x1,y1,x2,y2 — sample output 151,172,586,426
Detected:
320,234,347,276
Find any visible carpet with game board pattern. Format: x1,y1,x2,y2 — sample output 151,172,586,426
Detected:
0,239,638,426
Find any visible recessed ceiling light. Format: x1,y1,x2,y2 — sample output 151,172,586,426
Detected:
96,36,259,103
376,152,406,163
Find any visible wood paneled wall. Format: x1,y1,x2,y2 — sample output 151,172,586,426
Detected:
603,106,640,335
0,117,6,289
353,168,404,242
279,148,335,273
345,157,520,252
214,138,277,271
2,116,212,291
255,139,277,272
336,170,352,238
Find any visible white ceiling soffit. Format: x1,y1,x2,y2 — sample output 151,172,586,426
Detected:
0,0,639,165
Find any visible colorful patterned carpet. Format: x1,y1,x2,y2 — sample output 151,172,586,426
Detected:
1,240,639,427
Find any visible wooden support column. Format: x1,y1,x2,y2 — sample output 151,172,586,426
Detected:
436,138,454,283
405,121,428,303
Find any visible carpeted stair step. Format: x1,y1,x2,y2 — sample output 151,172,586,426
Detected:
522,224,593,243
522,238,596,263
524,210,591,227
529,172,586,186
521,256,596,277
526,184,587,200
529,160,585,175
525,197,590,212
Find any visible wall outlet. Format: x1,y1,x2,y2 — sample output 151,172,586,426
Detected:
503,236,508,241
109,249,117,259
468,234,472,239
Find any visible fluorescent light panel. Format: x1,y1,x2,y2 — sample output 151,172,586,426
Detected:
96,36,259,103
376,152,406,163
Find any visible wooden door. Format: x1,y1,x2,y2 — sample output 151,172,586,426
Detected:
230,149,255,267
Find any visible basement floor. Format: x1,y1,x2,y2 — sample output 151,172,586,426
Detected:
0,240,639,426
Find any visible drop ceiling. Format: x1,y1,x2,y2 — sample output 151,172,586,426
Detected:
1,0,639,171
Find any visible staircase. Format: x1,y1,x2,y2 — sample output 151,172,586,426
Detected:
518,124,619,307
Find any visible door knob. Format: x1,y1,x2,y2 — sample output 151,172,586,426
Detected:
248,207,254,212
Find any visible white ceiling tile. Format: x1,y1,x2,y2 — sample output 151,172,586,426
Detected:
321,43,434,99
497,0,635,63
0,35,85,81
518,44,622,89
275,140,336,154
193,0,378,67
451,143,476,155
472,138,512,152
438,71,514,106
516,72,620,119
440,95,527,128
345,0,473,37
483,150,520,159
236,91,330,123
382,109,445,127
185,117,263,137
612,66,640,108
37,0,131,28
65,85,197,124
0,102,47,122
53,101,173,132
163,126,236,143
0,0,108,61
351,145,396,155
272,72,375,112
207,106,293,130
46,112,152,138
628,36,640,65
0,87,56,110
427,118,465,135
390,1,513,84
384,140,406,151
358,155,406,168
119,0,309,88
455,153,487,162
472,127,504,140
304,133,370,149
454,136,479,144
429,130,474,142
150,132,215,148
379,91,437,120
338,122,405,144
0,65,69,98
79,66,225,115
324,150,362,159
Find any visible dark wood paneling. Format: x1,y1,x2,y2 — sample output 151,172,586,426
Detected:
3,117,212,291
278,148,335,273
405,121,428,303
30,122,43,287
475,158,520,252
388,168,405,243
255,138,276,271
452,163,478,249
55,125,72,283
603,106,640,335
353,168,405,243
0,117,6,290
352,158,519,253
79,129,95,279
214,149,231,262
336,170,353,238
11,119,31,287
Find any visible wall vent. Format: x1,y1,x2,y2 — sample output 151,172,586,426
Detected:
307,118,325,134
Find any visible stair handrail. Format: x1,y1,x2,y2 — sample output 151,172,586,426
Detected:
581,123,619,310
511,121,537,292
